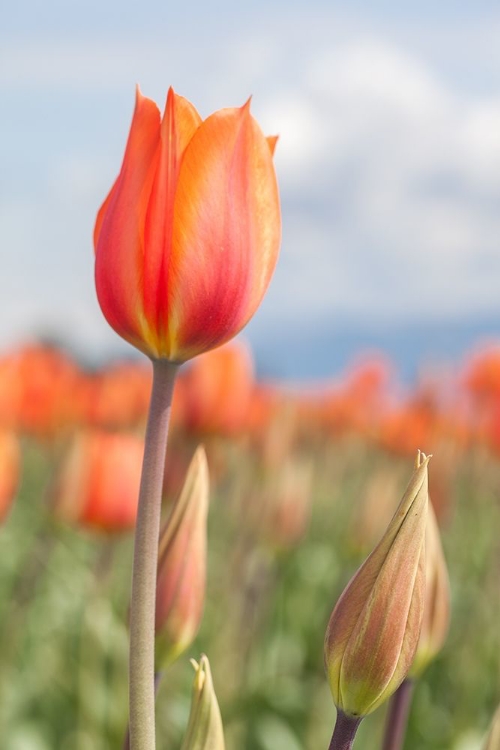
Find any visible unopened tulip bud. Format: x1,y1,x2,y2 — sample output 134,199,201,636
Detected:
181,655,225,750
324,452,430,718
155,446,209,668
484,704,500,750
409,499,450,678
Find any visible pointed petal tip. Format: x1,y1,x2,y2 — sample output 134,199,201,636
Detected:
166,86,176,106
135,83,146,104
241,96,253,114
415,450,432,469
193,444,208,469
133,84,161,118
193,653,209,689
267,134,279,156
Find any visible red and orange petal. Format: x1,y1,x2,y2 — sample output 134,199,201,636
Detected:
168,103,280,361
142,89,202,347
95,89,162,355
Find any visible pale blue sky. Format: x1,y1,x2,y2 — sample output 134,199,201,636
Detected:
1,1,500,376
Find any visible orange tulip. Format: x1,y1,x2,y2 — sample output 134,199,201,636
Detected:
0,430,20,523
181,341,255,436
94,87,281,362
51,430,144,532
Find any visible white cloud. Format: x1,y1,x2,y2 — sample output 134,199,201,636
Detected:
1,9,500,362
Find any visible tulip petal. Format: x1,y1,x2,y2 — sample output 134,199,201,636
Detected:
409,500,450,677
142,89,202,352
166,101,281,360
93,177,118,250
267,135,279,155
95,89,161,354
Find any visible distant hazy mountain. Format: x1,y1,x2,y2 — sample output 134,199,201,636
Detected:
252,316,500,383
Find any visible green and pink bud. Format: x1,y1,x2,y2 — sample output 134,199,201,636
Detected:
324,452,430,718
155,446,209,668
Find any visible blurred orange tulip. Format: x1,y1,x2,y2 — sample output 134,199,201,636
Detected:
76,362,152,430
95,87,281,362
181,341,254,436
0,430,20,523
51,430,144,532
464,347,500,404
0,344,80,438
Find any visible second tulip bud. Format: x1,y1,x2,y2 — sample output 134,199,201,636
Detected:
155,446,209,668
324,452,430,719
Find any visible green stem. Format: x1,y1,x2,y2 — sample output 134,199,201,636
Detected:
128,360,178,750
381,680,414,750
328,710,361,750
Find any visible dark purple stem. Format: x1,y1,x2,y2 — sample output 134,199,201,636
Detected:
328,710,362,750
381,680,415,750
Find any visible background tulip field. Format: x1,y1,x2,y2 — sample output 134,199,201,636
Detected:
1,339,500,749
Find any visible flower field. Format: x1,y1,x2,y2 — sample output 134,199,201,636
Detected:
1,340,500,748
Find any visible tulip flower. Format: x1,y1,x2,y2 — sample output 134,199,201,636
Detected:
324,451,429,746
94,87,281,363
181,341,255,437
155,446,209,668
95,86,280,750
0,430,20,523
51,430,143,532
181,655,225,750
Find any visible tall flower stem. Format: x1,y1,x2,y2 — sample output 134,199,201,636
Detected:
124,673,163,750
129,360,178,750
381,680,414,750
328,710,361,750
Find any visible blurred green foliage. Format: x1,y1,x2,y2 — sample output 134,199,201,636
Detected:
1,438,500,749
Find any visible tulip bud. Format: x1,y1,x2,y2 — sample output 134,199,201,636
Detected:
155,446,209,668
181,655,225,750
484,704,500,750
324,451,430,718
408,499,450,678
